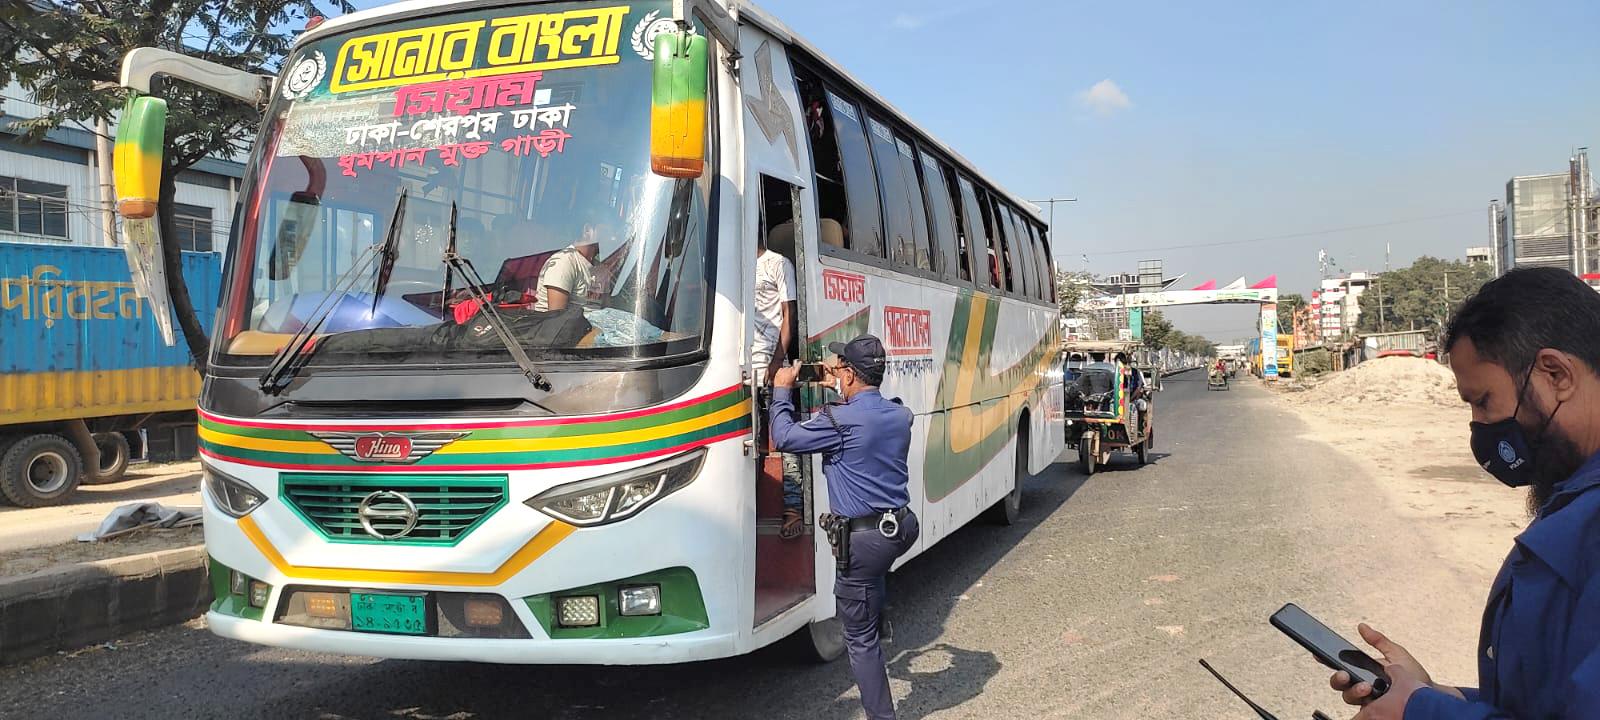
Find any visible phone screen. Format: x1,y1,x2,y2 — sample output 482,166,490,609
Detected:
1271,603,1388,690
795,363,825,383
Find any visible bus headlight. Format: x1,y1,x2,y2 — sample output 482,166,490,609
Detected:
525,448,706,527
203,463,268,518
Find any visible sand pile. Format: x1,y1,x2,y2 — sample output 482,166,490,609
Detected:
1291,356,1461,406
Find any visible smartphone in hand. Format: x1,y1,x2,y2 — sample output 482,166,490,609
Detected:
1271,603,1390,698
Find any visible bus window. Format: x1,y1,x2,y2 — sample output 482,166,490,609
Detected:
825,90,884,257
918,149,959,280
1006,206,1037,299
795,73,849,250
865,115,929,271
895,135,932,271
1031,223,1054,302
982,192,1014,293
958,177,997,289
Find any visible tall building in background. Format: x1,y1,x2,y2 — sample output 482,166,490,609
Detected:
1086,260,1180,331
1495,150,1599,288
1307,272,1376,343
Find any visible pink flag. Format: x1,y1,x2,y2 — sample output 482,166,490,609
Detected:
1190,280,1217,291
1249,275,1278,289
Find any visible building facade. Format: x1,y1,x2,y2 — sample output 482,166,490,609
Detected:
1307,272,1376,343
0,81,242,253
1494,151,1599,288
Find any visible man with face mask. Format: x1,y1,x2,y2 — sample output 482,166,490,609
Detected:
770,335,918,720
1328,267,1600,719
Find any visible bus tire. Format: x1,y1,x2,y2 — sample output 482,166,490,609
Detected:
792,616,845,663
986,428,1026,525
83,432,131,485
0,433,84,508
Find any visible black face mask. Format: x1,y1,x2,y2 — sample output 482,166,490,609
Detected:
1469,366,1562,489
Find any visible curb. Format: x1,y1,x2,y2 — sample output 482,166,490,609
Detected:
0,545,211,666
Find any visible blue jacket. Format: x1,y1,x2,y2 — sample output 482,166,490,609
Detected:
769,387,911,519
1406,452,1600,719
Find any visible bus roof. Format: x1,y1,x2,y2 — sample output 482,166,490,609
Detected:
295,0,1046,223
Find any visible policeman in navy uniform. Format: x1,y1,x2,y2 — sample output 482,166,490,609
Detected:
770,334,919,720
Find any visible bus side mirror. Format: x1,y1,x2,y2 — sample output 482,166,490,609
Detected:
649,30,707,179
114,95,167,219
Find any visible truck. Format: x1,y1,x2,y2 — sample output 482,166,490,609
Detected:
0,240,219,506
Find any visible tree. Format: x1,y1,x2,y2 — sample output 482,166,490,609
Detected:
1140,309,1174,349
0,0,351,369
1276,293,1306,336
1056,269,1094,317
1356,256,1493,338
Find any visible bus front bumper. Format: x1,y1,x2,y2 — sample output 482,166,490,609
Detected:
207,612,739,665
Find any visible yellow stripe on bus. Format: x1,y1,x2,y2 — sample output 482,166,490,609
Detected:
237,515,575,587
197,425,339,455
433,401,751,455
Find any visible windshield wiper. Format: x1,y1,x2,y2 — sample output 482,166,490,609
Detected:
442,202,554,392
259,191,408,396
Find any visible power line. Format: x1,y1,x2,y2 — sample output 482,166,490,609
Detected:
1079,209,1481,258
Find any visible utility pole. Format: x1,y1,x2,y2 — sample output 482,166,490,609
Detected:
92,83,118,249
1030,197,1078,244
1378,278,1387,332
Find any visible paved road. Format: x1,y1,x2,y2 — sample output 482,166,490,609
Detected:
0,374,1494,719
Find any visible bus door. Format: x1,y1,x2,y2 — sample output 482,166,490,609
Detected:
752,175,816,626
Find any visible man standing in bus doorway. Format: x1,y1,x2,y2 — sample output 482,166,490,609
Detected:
752,235,807,539
771,335,919,720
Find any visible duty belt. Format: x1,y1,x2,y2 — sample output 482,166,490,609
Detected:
847,507,909,534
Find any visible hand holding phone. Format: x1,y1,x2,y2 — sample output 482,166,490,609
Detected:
794,363,826,383
1271,603,1391,699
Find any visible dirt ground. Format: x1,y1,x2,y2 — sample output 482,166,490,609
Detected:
0,526,203,578
0,461,204,578
1275,358,1529,580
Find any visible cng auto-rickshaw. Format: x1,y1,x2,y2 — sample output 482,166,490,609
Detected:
1062,342,1156,474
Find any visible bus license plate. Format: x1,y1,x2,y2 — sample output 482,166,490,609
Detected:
351,592,428,635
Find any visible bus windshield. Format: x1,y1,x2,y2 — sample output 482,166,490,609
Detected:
218,1,711,368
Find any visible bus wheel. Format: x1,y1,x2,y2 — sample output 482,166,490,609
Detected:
791,615,845,663
986,429,1026,525
83,432,131,485
0,433,84,508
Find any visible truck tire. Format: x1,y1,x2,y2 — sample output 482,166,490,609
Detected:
83,432,131,485
0,434,84,508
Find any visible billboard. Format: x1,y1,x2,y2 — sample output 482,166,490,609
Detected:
1261,303,1279,379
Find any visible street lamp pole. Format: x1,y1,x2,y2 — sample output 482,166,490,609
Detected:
1030,197,1078,239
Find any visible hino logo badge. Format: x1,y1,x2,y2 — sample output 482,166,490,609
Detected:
309,431,469,464
358,491,419,540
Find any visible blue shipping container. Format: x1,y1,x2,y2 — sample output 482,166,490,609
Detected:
0,240,220,425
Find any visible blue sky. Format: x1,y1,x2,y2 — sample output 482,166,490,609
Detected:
343,0,1600,340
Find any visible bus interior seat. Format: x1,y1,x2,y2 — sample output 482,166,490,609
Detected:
768,220,796,260
495,250,560,295
819,218,844,248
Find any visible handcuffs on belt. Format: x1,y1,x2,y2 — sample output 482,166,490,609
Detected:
819,510,902,574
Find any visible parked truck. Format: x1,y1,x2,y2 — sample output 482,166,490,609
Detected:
0,240,219,506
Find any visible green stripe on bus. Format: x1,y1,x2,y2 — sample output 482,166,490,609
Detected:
201,388,747,442
204,416,749,468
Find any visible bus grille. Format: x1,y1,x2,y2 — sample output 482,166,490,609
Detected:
280,474,509,546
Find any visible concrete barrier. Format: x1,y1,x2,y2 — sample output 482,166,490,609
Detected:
0,545,210,665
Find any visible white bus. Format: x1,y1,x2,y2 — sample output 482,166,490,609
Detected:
116,0,1064,663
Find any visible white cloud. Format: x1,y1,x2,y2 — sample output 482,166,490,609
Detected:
890,12,925,30
889,6,966,30
1077,79,1132,116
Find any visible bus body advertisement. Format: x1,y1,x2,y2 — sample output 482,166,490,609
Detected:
134,0,1062,665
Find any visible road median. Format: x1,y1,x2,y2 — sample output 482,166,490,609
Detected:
0,545,210,666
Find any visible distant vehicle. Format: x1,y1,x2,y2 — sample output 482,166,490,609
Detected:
1063,346,1154,474
0,241,218,506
